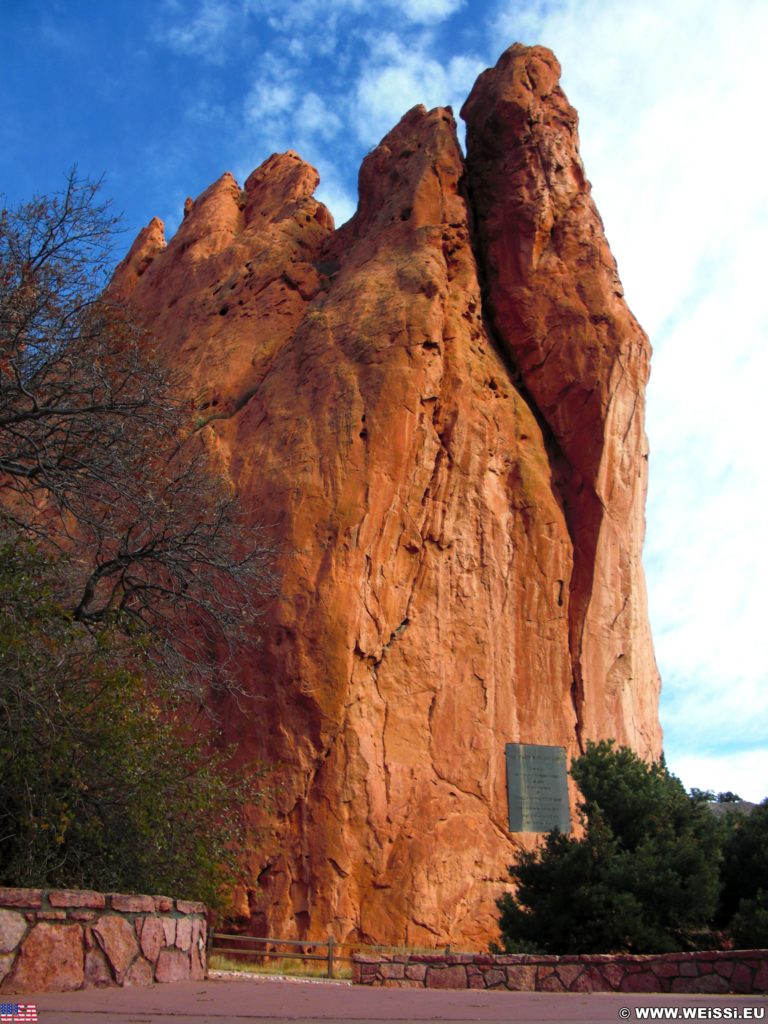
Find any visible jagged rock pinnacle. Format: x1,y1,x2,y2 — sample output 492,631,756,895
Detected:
113,44,661,947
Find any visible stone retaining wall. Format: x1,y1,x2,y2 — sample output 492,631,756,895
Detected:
353,950,768,995
0,887,207,994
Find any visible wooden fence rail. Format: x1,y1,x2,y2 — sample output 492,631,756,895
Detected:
210,933,343,978
209,932,456,980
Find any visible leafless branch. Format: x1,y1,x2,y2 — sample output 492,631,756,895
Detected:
1,170,275,706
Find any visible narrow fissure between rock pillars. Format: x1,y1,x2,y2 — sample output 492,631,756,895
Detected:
457,166,586,753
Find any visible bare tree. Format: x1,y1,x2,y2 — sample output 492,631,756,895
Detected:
0,170,273,702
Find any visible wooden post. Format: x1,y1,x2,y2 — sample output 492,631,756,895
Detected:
327,935,335,979
205,918,213,970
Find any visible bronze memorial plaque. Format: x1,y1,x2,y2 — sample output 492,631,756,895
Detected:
505,743,570,833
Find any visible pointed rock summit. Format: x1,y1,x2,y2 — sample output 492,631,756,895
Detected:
114,45,661,947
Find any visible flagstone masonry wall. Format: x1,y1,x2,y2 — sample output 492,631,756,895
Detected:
0,887,207,994
352,950,768,995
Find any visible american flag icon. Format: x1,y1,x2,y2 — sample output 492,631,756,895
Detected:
0,1005,38,1022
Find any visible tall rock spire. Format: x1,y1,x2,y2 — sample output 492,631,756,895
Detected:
462,44,660,758
114,46,660,947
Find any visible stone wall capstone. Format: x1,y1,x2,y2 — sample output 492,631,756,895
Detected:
352,950,768,995
0,888,207,994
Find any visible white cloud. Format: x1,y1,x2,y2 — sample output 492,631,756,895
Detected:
296,93,343,140
243,0,364,35
354,33,484,144
236,69,355,224
670,749,768,805
391,0,465,24
244,81,296,124
239,66,350,186
240,50,303,150
234,13,479,216
159,0,236,62
244,0,462,31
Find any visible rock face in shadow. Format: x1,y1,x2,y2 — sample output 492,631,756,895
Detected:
461,46,659,758
111,45,661,948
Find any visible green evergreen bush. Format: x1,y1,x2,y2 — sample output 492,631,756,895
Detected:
496,740,723,954
718,799,768,945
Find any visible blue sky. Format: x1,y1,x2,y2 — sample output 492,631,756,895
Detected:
2,0,766,800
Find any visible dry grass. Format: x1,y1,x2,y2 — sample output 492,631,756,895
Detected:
209,953,352,980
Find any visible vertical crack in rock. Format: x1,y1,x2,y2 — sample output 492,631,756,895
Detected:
461,44,661,763
459,169,584,746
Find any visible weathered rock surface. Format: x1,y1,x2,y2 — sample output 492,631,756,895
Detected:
9,923,84,992
92,915,138,983
155,949,191,984
111,44,661,947
139,917,165,963
84,947,112,987
0,911,27,954
461,45,659,752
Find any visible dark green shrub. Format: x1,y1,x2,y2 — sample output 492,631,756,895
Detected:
718,799,768,941
496,740,723,954
730,890,768,949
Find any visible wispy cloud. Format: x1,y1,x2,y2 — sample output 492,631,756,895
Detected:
157,0,238,63
153,0,473,224
242,0,365,56
244,0,462,29
353,32,484,144
394,0,465,24
244,81,296,124
296,93,343,140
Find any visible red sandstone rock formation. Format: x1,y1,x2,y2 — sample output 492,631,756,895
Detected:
111,45,661,948
462,45,660,757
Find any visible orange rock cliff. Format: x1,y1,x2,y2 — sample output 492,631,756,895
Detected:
111,45,661,947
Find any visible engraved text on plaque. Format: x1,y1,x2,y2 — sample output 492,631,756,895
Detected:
505,743,570,833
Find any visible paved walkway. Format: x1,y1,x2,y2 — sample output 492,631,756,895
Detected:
24,975,768,1024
